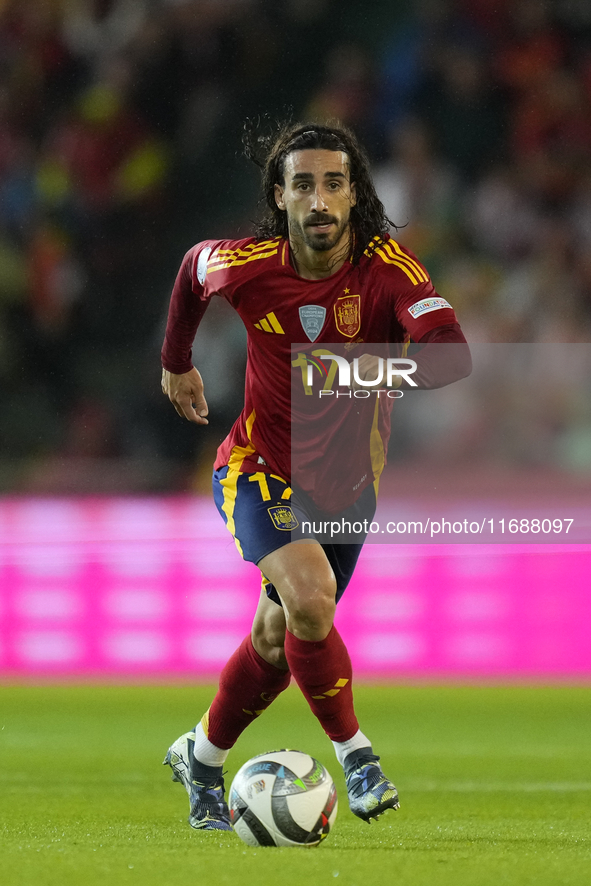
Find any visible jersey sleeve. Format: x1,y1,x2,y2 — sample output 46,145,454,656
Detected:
161,243,212,374
384,241,459,340
373,239,470,387
405,322,472,388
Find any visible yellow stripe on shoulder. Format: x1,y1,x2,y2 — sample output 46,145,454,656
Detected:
215,239,281,257
363,235,385,257
207,248,278,274
375,246,421,284
383,239,429,282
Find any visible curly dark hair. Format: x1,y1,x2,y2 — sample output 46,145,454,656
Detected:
243,120,395,265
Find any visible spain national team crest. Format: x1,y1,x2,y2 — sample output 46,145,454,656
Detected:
299,305,326,342
267,505,299,531
334,294,361,338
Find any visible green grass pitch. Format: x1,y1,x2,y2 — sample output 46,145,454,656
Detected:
1,684,590,886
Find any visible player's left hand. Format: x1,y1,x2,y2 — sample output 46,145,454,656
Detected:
350,354,385,390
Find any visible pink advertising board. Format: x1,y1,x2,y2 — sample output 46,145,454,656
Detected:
0,497,589,678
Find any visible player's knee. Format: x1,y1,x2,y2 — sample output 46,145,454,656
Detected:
286,583,336,640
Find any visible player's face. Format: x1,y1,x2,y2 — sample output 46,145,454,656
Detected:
274,149,356,254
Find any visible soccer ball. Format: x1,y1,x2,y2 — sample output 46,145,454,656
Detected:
229,749,338,847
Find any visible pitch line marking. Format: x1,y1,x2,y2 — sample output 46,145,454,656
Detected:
406,780,591,793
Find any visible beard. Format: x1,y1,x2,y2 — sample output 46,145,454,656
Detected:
291,213,350,252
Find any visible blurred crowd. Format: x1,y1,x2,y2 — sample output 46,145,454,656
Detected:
1,0,591,492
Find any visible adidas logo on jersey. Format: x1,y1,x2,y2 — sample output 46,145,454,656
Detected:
254,312,285,334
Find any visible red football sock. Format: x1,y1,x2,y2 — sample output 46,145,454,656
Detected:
284,626,359,742
205,635,291,750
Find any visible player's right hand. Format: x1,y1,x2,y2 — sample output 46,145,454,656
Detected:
161,367,209,425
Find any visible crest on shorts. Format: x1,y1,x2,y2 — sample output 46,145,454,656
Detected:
268,505,299,531
299,305,326,342
334,294,360,338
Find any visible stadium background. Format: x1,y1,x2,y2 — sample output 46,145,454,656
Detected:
1,5,591,884
1,0,591,678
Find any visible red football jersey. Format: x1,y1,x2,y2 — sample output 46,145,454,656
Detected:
162,235,462,510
